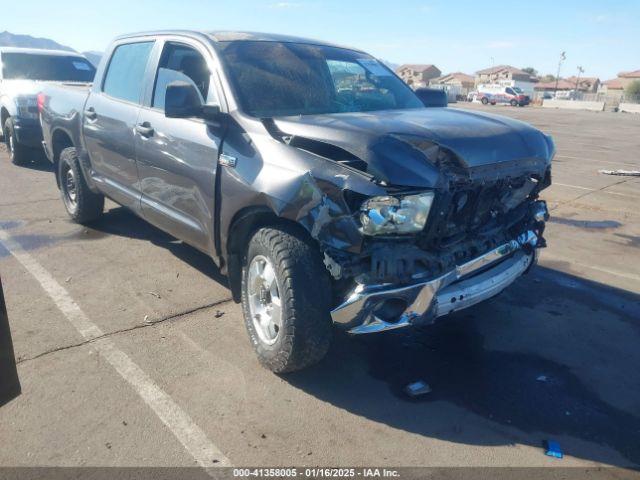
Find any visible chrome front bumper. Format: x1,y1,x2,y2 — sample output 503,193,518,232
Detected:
331,231,539,334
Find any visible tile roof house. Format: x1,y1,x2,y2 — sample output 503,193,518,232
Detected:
475,65,537,85
535,77,600,92
565,76,600,93
395,64,442,88
600,70,640,92
429,72,475,96
430,72,475,89
533,79,576,91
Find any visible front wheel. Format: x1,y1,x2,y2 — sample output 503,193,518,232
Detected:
481,97,489,105
241,226,332,373
58,147,104,223
4,118,30,165
510,99,518,107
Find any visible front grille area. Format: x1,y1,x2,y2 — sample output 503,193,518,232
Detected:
419,175,538,250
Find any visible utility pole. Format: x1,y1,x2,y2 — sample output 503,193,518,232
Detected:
575,66,584,99
554,51,566,93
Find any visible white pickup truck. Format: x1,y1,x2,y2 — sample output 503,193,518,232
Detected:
0,47,95,164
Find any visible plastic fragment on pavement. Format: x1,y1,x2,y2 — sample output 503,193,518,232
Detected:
544,440,563,459
598,169,640,177
536,375,548,382
404,380,432,397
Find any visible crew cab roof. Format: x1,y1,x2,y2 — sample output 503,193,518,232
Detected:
113,30,364,53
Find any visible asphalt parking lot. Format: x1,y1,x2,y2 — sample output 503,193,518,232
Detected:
0,104,639,474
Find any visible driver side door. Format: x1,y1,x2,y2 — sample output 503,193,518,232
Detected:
135,40,222,254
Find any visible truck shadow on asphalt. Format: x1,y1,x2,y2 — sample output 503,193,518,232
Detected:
286,268,640,467
2,147,53,173
86,207,228,286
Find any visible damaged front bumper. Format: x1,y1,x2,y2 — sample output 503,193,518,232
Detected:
331,230,539,334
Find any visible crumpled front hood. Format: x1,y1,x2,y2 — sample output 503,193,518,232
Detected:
273,107,554,188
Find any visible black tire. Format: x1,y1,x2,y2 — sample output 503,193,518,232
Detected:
58,147,104,223
510,99,518,107
481,97,489,105
4,118,30,165
241,225,332,373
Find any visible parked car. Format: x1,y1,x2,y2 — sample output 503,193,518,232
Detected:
479,93,497,105
555,90,578,100
40,31,553,372
0,47,95,165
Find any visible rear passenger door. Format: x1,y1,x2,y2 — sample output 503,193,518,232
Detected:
135,40,221,254
83,40,154,211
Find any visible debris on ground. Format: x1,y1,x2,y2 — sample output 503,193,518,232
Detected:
143,315,152,325
536,375,548,382
404,380,432,397
147,291,161,299
215,310,225,318
544,440,563,459
598,169,640,177
65,276,72,283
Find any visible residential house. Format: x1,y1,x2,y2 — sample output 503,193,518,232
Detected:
429,72,475,98
599,70,640,93
534,77,600,93
475,65,536,85
533,79,576,92
565,76,600,93
395,64,442,88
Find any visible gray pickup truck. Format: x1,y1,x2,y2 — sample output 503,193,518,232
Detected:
40,31,553,372
0,47,95,164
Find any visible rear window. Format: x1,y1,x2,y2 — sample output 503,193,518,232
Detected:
1,53,95,82
102,42,154,104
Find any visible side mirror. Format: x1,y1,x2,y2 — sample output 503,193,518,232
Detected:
414,88,448,108
165,80,204,118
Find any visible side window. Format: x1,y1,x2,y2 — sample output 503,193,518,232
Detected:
103,42,154,103
152,43,211,110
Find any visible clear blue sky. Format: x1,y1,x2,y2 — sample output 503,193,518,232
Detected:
4,0,639,80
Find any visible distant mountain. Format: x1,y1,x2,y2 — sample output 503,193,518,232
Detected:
0,31,75,52
82,51,103,67
381,59,400,71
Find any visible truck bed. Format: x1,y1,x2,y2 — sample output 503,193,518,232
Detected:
40,82,92,164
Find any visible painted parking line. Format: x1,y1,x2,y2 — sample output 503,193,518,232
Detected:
0,229,231,470
555,154,638,168
552,182,639,199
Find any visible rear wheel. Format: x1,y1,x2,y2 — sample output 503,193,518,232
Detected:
58,147,104,223
4,118,30,165
481,97,489,105
241,225,332,373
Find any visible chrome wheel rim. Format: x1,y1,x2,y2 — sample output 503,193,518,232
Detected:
63,166,77,205
8,133,14,155
248,255,282,346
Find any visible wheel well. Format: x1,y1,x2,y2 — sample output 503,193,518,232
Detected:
51,130,74,187
225,207,315,302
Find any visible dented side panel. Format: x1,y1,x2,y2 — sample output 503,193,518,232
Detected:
218,119,386,261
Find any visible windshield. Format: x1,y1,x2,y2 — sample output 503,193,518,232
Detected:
217,41,424,117
513,87,523,94
1,53,96,82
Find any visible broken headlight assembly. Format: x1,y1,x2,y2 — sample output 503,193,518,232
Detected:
360,192,434,235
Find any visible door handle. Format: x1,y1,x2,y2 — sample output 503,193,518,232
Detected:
135,123,154,138
84,107,97,120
